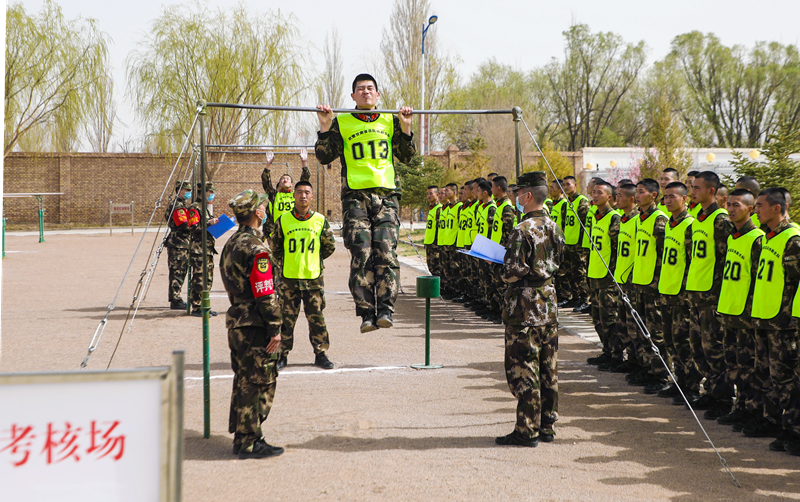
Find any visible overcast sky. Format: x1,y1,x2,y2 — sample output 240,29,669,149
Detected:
15,0,800,151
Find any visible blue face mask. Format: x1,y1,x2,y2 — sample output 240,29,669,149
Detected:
516,201,525,213
183,191,192,200
208,194,215,202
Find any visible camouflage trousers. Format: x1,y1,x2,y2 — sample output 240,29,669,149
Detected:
505,322,558,439
664,298,702,391
167,246,189,302
554,261,571,302
439,245,458,294
616,284,640,365
425,244,442,278
689,304,731,401
227,326,278,451
627,289,667,379
755,328,799,431
721,318,758,414
342,190,400,317
190,253,214,310
279,287,330,356
490,263,506,312
476,260,495,310
588,279,623,359
563,245,589,301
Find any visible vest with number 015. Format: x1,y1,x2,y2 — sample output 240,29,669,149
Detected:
563,195,589,245
686,207,727,292
582,205,598,249
424,203,441,245
272,191,295,222
587,209,616,279
476,201,496,239
280,212,326,280
614,214,638,284
438,202,461,246
551,198,567,227
717,227,764,316
491,199,516,244
658,216,694,295
752,226,800,319
632,208,667,286
457,201,474,248
338,113,395,190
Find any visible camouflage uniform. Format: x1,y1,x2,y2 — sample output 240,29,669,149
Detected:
315,112,415,318
588,207,623,360
615,208,641,366
563,193,590,302
475,201,497,311
189,191,217,313
425,204,443,277
165,186,193,303
261,165,311,240
490,196,518,312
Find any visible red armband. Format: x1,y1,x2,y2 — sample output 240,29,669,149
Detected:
172,208,188,226
250,252,275,297
187,208,200,227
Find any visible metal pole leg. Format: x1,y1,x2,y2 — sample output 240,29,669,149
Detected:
37,195,44,243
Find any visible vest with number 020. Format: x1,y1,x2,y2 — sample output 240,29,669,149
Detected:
686,207,727,292
752,226,800,320
632,208,667,286
658,215,694,296
280,212,326,280
272,191,295,222
551,198,567,227
587,209,616,279
439,202,461,246
338,113,395,190
717,227,764,316
614,214,638,284
563,195,589,245
424,203,441,245
476,201,496,239
582,205,598,249
491,199,516,244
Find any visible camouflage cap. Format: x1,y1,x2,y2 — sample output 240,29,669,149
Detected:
196,181,215,192
516,171,548,188
228,189,268,216
175,180,191,191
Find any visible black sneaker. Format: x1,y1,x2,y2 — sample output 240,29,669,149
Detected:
232,442,241,455
703,404,731,420
656,384,680,398
610,361,637,373
784,433,800,456
687,395,717,410
376,312,394,329
495,430,539,447
360,315,378,333
539,428,555,443
732,413,759,432
314,352,334,369
453,296,468,303
717,409,749,426
276,356,287,371
557,298,573,308
598,359,623,372
586,353,608,365
768,431,791,452
238,438,284,459
170,299,187,310
743,420,783,438
573,302,591,313
643,381,671,394
673,392,699,406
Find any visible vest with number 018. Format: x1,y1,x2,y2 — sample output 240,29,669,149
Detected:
476,201,496,239
550,198,567,227
491,199,516,244
457,201,474,248
717,227,764,316
338,113,395,190
686,207,727,292
632,208,667,286
582,205,598,249
614,214,638,284
588,209,616,279
438,202,461,246
272,191,295,222
563,195,589,245
752,226,800,319
280,212,326,280
424,203,441,245
658,215,694,295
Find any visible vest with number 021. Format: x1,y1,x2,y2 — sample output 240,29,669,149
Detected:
752,226,800,319
457,201,473,248
439,202,461,246
424,203,441,245
338,113,395,190
551,198,567,227
563,195,589,245
658,215,694,295
582,205,598,249
587,209,616,279
614,214,638,284
491,199,516,244
280,212,325,280
686,207,727,292
717,227,764,316
632,208,667,286
476,201,496,239
272,191,295,222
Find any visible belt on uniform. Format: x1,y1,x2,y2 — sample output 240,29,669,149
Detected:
517,277,552,288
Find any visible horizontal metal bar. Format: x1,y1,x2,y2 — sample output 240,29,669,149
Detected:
203,150,314,156
3,192,65,197
204,144,315,149
204,103,515,115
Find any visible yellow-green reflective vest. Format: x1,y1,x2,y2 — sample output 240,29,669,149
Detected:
476,201,496,239
688,202,702,219
437,202,461,246
280,212,325,280
752,226,800,319
686,207,727,292
751,213,760,228
794,283,800,318
551,198,567,227
273,191,295,222
657,202,672,220
424,204,441,245
658,216,694,296
632,209,667,286
616,208,624,216
588,209,616,279
491,199,516,244
717,227,764,316
467,202,480,245
457,201,473,248
614,214,638,284
582,205,598,249
338,113,395,190
563,195,589,245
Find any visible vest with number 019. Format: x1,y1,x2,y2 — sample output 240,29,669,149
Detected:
632,208,667,286
563,195,589,245
588,209,616,279
280,212,326,280
491,199,516,244
614,214,638,284
686,207,727,292
752,226,800,319
272,191,295,222
438,202,461,246
338,113,395,190
424,203,441,245
476,201,496,239
551,198,567,227
582,205,598,249
658,215,694,295
717,227,764,316
457,201,475,248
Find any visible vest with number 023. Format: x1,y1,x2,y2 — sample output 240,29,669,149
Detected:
338,113,395,190
439,202,461,246
582,205,598,249
476,201,496,239
614,214,638,284
658,215,694,296
424,203,441,245
686,207,727,292
457,201,473,248
632,208,667,286
752,226,800,319
280,212,326,280
717,227,764,316
587,209,616,279
462,201,478,247
563,195,589,245
551,198,567,227
272,191,295,222
491,199,516,244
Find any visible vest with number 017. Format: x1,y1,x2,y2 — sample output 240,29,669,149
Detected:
438,202,461,246
280,212,326,280
588,209,616,279
272,191,295,222
476,201,496,239
491,199,516,244
457,201,474,248
563,195,589,245
686,207,727,292
752,226,800,319
614,214,638,284
658,215,694,295
338,113,395,190
582,205,598,249
424,203,441,245
551,198,567,227
717,227,764,316
632,209,667,286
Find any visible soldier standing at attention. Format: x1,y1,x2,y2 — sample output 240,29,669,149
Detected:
261,149,312,241
219,189,284,459
559,176,590,309
438,183,462,300
657,168,679,218
496,171,565,447
735,176,762,226
315,74,415,333
488,176,517,323
423,186,442,279
473,180,497,317
166,180,194,310
575,178,601,314
685,171,703,219
454,182,476,303
188,182,220,317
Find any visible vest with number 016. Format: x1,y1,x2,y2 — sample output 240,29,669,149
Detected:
632,208,667,286
280,212,326,280
588,209,616,279
563,195,589,245
614,214,638,284
582,205,598,249
438,202,461,246
272,191,295,222
338,113,395,190
457,201,474,248
424,203,441,245
491,199,516,244
658,215,694,295
717,227,764,316
686,207,727,292
551,198,567,227
476,201,496,239
752,226,800,319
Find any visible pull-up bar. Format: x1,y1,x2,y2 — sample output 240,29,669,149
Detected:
203,102,520,117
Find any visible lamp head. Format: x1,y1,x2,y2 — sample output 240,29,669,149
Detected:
429,15,438,24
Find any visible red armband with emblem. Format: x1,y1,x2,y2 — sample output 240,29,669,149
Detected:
187,208,200,227
250,252,275,297
172,208,188,226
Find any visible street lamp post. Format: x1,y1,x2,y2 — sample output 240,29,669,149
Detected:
421,15,437,156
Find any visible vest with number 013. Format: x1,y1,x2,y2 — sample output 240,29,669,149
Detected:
563,195,589,245
280,212,326,280
587,209,616,279
717,227,764,316
457,201,474,248
582,205,598,249
632,208,667,286
752,226,800,319
438,202,461,246
658,216,694,295
424,203,441,245
614,214,638,284
686,207,727,292
338,113,395,190
476,201,496,239
551,198,567,227
272,191,295,222
491,199,516,244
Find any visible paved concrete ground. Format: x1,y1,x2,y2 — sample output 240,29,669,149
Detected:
2,229,799,501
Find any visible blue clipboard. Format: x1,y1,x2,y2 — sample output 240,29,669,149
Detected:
207,214,236,239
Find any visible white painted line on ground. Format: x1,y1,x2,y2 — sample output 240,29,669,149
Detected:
185,365,407,381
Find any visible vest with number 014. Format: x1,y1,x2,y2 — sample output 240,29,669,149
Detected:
563,195,589,245
588,209,616,279
476,201,496,239
272,191,295,222
632,209,667,286
686,207,727,292
582,205,598,249
717,227,764,316
658,216,694,295
457,201,474,248
551,198,567,227
280,212,326,280
424,203,442,245
338,113,395,190
614,214,638,284
491,199,516,244
438,202,461,246
752,226,800,319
